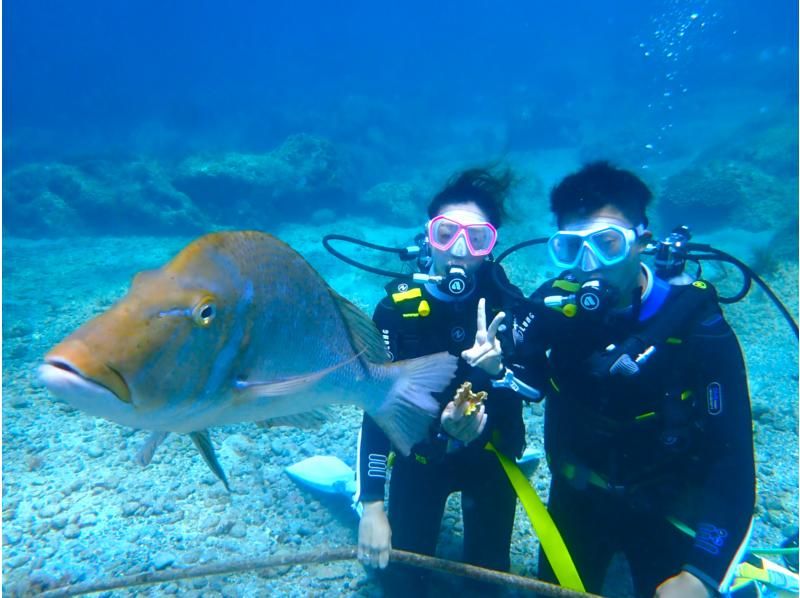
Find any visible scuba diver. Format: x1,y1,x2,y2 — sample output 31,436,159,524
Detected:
351,167,529,594
467,161,758,597
320,160,793,596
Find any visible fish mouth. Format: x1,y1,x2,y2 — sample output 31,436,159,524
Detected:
41,357,132,404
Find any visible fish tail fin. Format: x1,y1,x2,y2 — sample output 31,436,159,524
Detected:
368,352,458,456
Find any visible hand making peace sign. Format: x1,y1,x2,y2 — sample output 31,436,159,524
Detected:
461,298,506,375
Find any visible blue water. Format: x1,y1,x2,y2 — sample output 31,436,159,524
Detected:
3,1,798,596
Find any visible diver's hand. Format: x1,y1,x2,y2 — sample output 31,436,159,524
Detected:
441,399,487,444
358,501,392,569
654,571,713,598
461,298,505,375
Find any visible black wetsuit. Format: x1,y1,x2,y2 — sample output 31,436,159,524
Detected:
512,272,756,596
356,261,526,587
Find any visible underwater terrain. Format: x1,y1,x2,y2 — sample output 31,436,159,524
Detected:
3,1,798,596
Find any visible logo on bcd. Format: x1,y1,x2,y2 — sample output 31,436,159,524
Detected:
580,292,600,311
451,326,466,342
397,283,409,292
707,382,723,415
448,278,466,294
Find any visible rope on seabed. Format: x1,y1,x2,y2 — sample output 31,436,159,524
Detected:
39,546,605,598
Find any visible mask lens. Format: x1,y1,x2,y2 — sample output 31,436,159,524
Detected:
590,228,627,261
465,224,497,254
549,233,584,266
430,217,460,249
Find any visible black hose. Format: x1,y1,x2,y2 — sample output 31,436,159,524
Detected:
687,243,798,338
322,234,411,279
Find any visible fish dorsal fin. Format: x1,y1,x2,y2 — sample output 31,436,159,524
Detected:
190,430,230,492
256,408,331,430
332,291,390,363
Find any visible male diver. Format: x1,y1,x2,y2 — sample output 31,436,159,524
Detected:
466,161,756,597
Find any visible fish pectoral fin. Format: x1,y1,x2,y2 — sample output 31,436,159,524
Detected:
134,431,170,467
190,430,230,492
236,356,361,401
256,408,332,430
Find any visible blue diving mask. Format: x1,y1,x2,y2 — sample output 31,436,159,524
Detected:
548,222,645,271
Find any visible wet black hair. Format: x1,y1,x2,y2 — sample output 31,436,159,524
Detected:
427,167,514,228
550,161,652,228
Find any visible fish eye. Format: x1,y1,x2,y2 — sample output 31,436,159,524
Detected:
192,301,216,327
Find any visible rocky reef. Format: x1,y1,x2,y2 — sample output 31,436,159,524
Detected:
3,134,357,237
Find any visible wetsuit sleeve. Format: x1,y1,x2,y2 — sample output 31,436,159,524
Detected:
502,288,553,398
680,302,756,592
355,298,401,504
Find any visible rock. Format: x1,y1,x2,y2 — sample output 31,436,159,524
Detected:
229,523,247,539
63,524,81,539
51,516,69,530
360,181,427,226
8,392,30,407
85,444,105,459
270,440,286,456
78,512,98,527
153,551,176,570
5,553,30,569
6,323,32,338
39,503,61,518
172,134,353,228
3,159,206,237
315,563,346,581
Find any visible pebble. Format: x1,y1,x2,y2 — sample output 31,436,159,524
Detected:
85,444,105,458
153,551,176,570
40,503,61,518
229,523,247,538
121,501,139,517
8,394,30,408
8,323,33,338
203,515,221,531
51,515,69,530
271,440,286,456
3,531,21,546
315,563,346,581
63,524,81,539
78,512,98,527
5,554,30,569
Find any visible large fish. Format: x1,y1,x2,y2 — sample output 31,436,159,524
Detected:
39,231,457,488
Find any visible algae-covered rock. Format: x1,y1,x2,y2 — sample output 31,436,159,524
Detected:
172,133,353,226
4,160,205,237
656,113,797,235
360,181,428,226
657,159,794,234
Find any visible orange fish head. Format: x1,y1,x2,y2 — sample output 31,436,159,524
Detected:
39,264,241,430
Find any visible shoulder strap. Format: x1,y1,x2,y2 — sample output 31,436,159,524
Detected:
638,280,717,347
